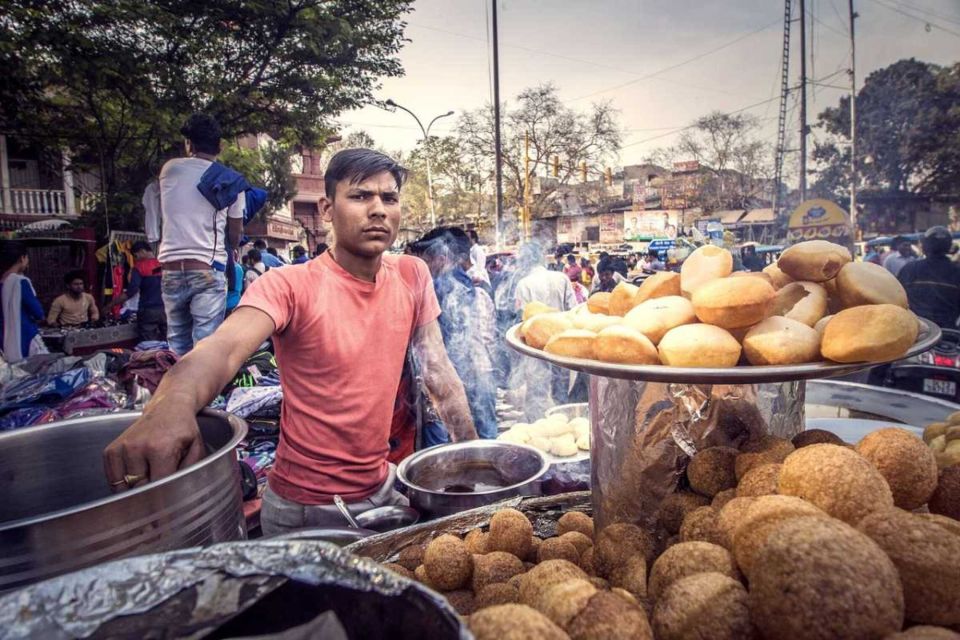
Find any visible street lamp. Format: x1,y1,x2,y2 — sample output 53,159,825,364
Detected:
385,99,454,227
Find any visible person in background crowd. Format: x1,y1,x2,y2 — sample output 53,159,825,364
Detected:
570,271,589,305
580,256,594,288
593,258,628,293
48,270,99,327
157,113,243,355
114,242,166,341
863,245,882,265
741,245,764,272
627,253,639,272
898,226,960,328
291,245,309,265
244,249,265,288
883,236,917,277
514,242,576,419
563,254,582,282
226,249,245,314
552,249,566,272
267,247,288,265
466,229,490,287
313,242,329,258
0,240,46,362
411,227,498,442
642,249,666,272
104,148,477,535
254,240,283,269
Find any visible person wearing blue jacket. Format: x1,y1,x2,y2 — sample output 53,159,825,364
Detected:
0,240,47,363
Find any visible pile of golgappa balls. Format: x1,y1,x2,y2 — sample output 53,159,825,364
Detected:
379,426,960,639
518,240,922,368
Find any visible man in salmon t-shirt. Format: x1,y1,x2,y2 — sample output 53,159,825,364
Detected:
103,149,479,535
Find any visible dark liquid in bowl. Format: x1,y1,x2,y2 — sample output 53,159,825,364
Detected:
443,481,506,493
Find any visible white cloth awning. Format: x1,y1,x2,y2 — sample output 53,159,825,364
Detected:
742,208,775,223
715,210,747,225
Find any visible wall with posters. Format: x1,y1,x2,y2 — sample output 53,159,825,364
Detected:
623,210,680,241
599,213,623,244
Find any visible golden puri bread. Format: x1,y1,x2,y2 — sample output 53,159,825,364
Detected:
658,324,742,368
609,281,641,317
742,316,821,365
594,325,659,365
522,312,574,349
586,292,611,314
813,313,833,338
680,245,733,297
634,271,681,304
570,311,621,333
820,304,919,363
730,271,774,285
522,301,558,322
769,281,828,326
691,277,776,329
762,262,794,289
835,261,909,308
624,296,697,344
777,240,852,282
544,329,596,360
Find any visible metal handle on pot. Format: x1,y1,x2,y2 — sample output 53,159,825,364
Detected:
333,494,360,529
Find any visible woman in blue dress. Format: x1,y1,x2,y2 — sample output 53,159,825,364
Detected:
0,240,46,363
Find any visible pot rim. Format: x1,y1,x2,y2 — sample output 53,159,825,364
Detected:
0,408,247,532
396,441,550,497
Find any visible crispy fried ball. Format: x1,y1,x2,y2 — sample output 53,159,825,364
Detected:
711,488,737,510
887,626,960,639
917,512,960,537
735,435,795,480
526,536,543,562
748,516,904,640
588,576,609,590
415,564,437,589
594,523,656,577
468,604,568,640
558,511,595,538
657,491,711,535
792,428,844,448
465,528,491,554
737,462,782,497
446,589,477,616
715,496,755,549
611,588,638,606
679,506,722,545
856,427,939,510
777,443,894,524
608,555,648,599
535,578,598,629
538,537,581,566
472,551,526,593
648,541,740,601
687,446,739,497
507,573,525,590
423,534,473,592
518,559,588,606
396,543,426,571
928,464,960,520
652,572,753,640
731,494,826,577
476,583,520,609
858,508,960,626
566,590,654,640
580,547,596,576
559,531,593,556
382,562,415,580
488,509,534,559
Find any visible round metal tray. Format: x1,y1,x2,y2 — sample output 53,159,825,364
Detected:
505,317,941,384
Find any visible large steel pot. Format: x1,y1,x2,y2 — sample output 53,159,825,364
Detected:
0,409,247,592
397,441,549,519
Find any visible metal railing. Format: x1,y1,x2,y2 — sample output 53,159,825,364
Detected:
2,188,76,216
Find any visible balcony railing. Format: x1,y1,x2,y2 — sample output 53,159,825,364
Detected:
2,188,77,216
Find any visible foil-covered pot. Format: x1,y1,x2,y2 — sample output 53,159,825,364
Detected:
590,378,805,532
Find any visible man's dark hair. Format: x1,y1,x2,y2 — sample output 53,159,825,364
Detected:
0,240,27,274
131,241,152,254
324,148,407,199
314,242,329,256
922,226,952,257
253,239,267,250
410,226,471,263
180,113,221,155
266,247,278,256
599,252,610,261
247,249,262,263
64,269,85,286
466,229,479,243
292,245,306,256
567,254,577,263
648,249,660,259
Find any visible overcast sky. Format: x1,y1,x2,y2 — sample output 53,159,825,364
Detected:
337,0,959,176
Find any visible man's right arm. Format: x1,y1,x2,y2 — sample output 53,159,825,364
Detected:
103,307,274,487
46,298,61,326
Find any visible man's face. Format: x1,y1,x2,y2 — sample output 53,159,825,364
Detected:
898,241,912,255
599,270,614,285
322,171,400,259
67,279,85,295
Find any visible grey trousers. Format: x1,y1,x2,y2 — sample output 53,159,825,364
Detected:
260,464,408,537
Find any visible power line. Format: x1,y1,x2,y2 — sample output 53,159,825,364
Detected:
864,0,960,37
893,0,960,26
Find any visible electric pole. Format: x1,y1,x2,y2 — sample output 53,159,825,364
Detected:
849,0,858,236
492,0,504,247
799,0,808,202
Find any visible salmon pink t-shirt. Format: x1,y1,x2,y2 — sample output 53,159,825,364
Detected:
238,252,441,504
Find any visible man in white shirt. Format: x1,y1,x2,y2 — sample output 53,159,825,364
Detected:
513,243,576,418
883,236,917,278
244,249,266,288
466,229,490,287
158,114,243,355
